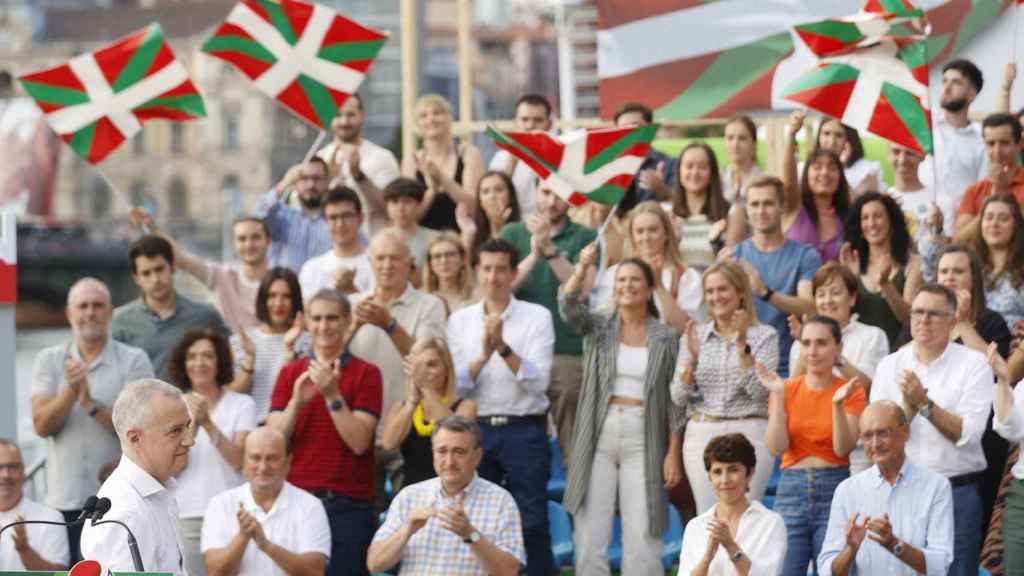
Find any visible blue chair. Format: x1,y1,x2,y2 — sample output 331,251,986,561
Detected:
661,507,684,569
980,569,993,576
548,500,574,567
609,515,623,571
763,494,776,510
547,437,566,502
765,458,781,496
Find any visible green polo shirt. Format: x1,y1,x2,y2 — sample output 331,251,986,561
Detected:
499,220,597,356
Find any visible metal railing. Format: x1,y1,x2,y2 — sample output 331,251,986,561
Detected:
23,454,46,503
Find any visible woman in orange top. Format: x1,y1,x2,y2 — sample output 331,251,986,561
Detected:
756,315,865,576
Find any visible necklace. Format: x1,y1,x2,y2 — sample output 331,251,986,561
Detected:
412,397,450,437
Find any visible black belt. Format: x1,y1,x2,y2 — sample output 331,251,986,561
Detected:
478,414,546,427
310,489,348,501
950,472,983,487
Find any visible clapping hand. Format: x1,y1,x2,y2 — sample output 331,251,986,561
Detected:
755,362,785,394
896,370,928,410
237,503,269,549
408,506,434,535
839,243,861,277
866,513,896,550
638,161,666,191
706,518,738,552
845,512,870,550
832,377,860,406
987,342,1008,383
283,312,305,352
436,494,474,540
787,314,804,341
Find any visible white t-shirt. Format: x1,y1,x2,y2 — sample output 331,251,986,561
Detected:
592,263,704,322
201,482,331,576
844,158,884,190
0,497,70,570
298,249,374,301
175,390,258,518
885,185,955,244
489,150,539,216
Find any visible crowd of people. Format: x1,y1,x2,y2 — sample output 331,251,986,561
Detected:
2,56,1024,576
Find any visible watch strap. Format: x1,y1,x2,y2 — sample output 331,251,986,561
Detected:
385,318,398,334
497,343,513,358
462,530,481,544
762,287,775,301
329,398,345,412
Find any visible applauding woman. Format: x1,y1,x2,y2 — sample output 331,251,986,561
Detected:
561,243,683,576
677,433,787,576
672,260,779,514
456,170,522,259
422,233,476,314
381,338,476,487
758,315,865,576
170,329,257,576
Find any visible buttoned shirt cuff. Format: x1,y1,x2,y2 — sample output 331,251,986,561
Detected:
455,365,477,396
254,188,283,218
993,407,1024,442
954,414,987,448
922,547,952,576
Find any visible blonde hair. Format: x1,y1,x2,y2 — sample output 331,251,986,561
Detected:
422,232,473,299
409,337,458,399
414,94,452,119
624,201,685,270
701,260,759,325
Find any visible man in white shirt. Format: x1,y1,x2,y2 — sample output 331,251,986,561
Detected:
318,93,401,236
886,144,953,245
131,207,270,331
919,59,988,211
31,277,154,564
870,284,993,576
202,426,331,576
347,228,447,506
299,187,375,298
80,379,195,575
447,238,555,576
488,94,552,216
0,439,69,571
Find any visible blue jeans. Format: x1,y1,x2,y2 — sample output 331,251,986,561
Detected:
322,494,375,576
949,481,982,576
774,467,849,576
479,418,553,576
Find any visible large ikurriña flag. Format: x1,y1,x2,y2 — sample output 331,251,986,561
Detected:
202,0,387,130
486,124,657,207
18,23,206,164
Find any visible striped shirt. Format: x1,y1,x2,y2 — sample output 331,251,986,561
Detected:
372,475,525,575
230,328,311,422
253,189,332,272
672,322,779,421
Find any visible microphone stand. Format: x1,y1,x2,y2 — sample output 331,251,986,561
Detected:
91,519,145,572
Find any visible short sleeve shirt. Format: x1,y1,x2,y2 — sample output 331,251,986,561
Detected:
0,497,70,570
781,375,866,468
270,354,382,500
205,263,261,332
956,166,1024,217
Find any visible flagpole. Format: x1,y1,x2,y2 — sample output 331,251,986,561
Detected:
922,23,939,205
594,203,618,289
303,130,327,163
96,169,134,210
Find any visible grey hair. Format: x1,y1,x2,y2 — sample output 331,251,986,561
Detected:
369,227,412,258
112,379,184,445
67,277,112,307
432,415,483,449
865,399,909,426
306,288,352,317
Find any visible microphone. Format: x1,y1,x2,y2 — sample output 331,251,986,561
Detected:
90,498,145,572
0,495,100,544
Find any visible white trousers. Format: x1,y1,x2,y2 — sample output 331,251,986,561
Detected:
573,405,664,576
683,418,775,515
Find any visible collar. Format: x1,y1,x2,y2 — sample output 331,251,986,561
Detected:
243,482,287,516
841,316,862,335
68,337,115,368
139,293,182,320
479,296,519,320
435,474,481,504
935,116,980,135
699,320,745,343
117,454,167,499
909,340,955,367
703,499,767,521
871,457,912,488
551,219,580,241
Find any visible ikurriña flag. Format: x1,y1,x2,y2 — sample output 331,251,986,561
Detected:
486,124,657,207
18,23,206,164
202,0,387,130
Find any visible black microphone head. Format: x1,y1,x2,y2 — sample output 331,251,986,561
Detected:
82,496,99,514
92,498,112,520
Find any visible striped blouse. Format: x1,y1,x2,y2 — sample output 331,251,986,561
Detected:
558,289,682,537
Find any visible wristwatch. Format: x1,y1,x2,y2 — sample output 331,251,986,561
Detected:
731,549,745,563
919,399,934,419
891,539,905,558
542,245,558,259
761,287,775,302
497,343,513,358
463,530,481,545
88,403,102,418
328,397,345,412
385,318,398,334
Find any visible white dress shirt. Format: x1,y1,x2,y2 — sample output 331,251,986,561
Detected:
918,118,988,207
677,500,787,576
994,380,1024,480
298,249,374,299
818,459,954,576
81,455,186,575
0,496,70,570
318,137,401,234
201,482,331,576
870,342,993,477
447,297,554,416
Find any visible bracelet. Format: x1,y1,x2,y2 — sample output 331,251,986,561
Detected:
761,287,774,302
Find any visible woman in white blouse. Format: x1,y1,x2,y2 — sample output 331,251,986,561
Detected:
592,201,702,332
678,433,787,575
169,329,257,576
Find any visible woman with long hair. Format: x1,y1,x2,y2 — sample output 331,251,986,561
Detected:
421,232,475,314
561,244,683,576
592,201,702,332
401,93,483,231
455,169,522,259
380,337,476,487
758,316,865,576
230,267,310,422
721,115,765,205
673,260,779,514
670,142,735,270
838,191,922,349
170,329,257,576
782,113,853,263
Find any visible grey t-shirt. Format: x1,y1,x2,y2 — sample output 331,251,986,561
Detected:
31,339,154,510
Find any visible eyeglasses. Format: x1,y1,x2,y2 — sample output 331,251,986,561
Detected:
909,308,951,322
430,251,461,261
861,428,895,442
326,213,360,224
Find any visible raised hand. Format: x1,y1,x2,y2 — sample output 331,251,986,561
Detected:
896,370,928,409
987,342,1008,383
708,218,728,242
787,314,804,341
925,203,944,234
237,504,269,549
63,355,87,393
954,289,972,324
403,356,425,403
638,161,666,190
684,319,700,361
578,242,599,270
185,393,210,426
436,497,474,540
707,518,738,551
238,329,256,362
1004,62,1018,92
408,506,434,535
129,206,155,230
866,514,896,549
292,371,318,406
832,377,859,406
348,147,363,181
838,243,861,277
845,512,870,550
755,362,785,394
738,261,766,298
455,202,477,238
787,110,806,139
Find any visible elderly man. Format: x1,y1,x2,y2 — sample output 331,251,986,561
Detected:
267,288,382,576
870,284,993,576
31,277,154,563
0,439,69,570
819,401,954,575
202,427,331,576
254,157,334,271
367,415,524,575
447,238,555,576
80,379,195,575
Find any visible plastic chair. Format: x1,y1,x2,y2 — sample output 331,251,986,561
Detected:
661,507,684,569
548,500,575,567
609,515,623,571
547,437,566,502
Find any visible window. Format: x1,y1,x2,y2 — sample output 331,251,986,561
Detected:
223,112,239,151
132,132,145,155
167,177,188,219
91,177,110,220
170,123,184,154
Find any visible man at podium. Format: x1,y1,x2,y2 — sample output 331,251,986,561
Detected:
80,379,194,575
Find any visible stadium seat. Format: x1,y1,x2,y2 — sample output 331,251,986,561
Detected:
547,437,566,502
661,506,684,569
548,500,574,567
609,515,623,571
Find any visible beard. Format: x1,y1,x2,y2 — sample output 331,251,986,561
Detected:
299,194,322,210
942,97,968,113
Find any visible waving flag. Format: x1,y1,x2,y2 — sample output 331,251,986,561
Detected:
18,23,206,164
486,124,657,207
782,2,933,154
202,0,387,130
